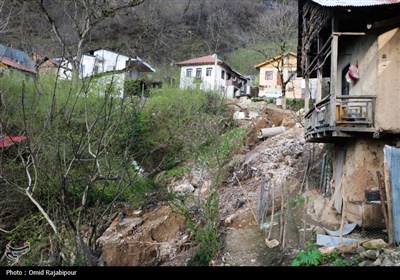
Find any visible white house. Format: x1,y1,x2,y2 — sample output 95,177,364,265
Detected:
176,54,249,98
59,49,155,96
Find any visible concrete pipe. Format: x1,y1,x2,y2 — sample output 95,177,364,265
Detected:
258,126,286,139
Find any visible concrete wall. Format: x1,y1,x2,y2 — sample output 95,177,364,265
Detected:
339,140,384,203
376,28,400,133
179,64,219,90
333,140,386,226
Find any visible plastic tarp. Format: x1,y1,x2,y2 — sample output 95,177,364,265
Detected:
323,223,357,237
384,145,400,245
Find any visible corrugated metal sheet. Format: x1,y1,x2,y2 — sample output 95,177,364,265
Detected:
312,0,400,7
0,44,36,69
384,145,400,245
0,56,37,74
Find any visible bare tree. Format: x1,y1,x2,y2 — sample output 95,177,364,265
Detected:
9,0,145,78
242,1,297,108
0,0,11,34
205,9,232,54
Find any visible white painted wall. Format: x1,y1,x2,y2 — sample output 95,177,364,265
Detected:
58,49,154,97
179,63,246,97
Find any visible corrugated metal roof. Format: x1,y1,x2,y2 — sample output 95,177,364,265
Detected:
0,56,37,74
312,0,400,7
0,44,36,69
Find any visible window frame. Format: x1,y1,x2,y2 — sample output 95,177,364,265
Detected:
186,68,193,77
265,70,273,80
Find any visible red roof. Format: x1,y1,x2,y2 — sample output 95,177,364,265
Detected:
0,56,37,74
176,55,245,79
176,55,222,66
0,135,28,148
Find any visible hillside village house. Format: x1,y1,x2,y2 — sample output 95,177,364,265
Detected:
33,53,61,77
255,52,303,99
299,0,400,245
176,54,250,98
59,49,155,97
0,44,36,76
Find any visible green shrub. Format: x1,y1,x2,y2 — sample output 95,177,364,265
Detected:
134,87,227,170
286,98,304,111
187,191,221,266
291,243,321,266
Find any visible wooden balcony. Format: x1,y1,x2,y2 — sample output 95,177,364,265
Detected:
305,95,376,142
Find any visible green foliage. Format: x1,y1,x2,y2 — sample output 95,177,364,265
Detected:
292,244,351,267
4,213,51,266
286,98,304,111
126,177,157,208
124,78,142,96
333,258,349,267
251,98,266,103
197,127,246,185
0,72,151,264
289,195,305,208
134,87,227,170
227,48,264,76
166,166,190,178
291,243,321,266
187,191,221,266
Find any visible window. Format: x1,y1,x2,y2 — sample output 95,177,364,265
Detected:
206,67,212,76
221,70,225,79
107,65,115,71
196,68,202,78
265,71,273,80
186,68,192,77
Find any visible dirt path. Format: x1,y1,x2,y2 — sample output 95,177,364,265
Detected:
216,227,281,266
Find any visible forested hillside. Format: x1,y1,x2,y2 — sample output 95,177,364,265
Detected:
1,0,297,76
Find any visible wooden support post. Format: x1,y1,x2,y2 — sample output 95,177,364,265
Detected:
376,171,389,233
383,159,394,245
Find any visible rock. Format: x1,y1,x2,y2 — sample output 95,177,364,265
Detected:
265,239,279,248
362,239,389,250
224,214,236,226
358,261,367,267
356,246,365,254
381,257,395,266
360,250,379,260
200,180,211,196
173,182,194,195
372,258,381,266
383,248,399,256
